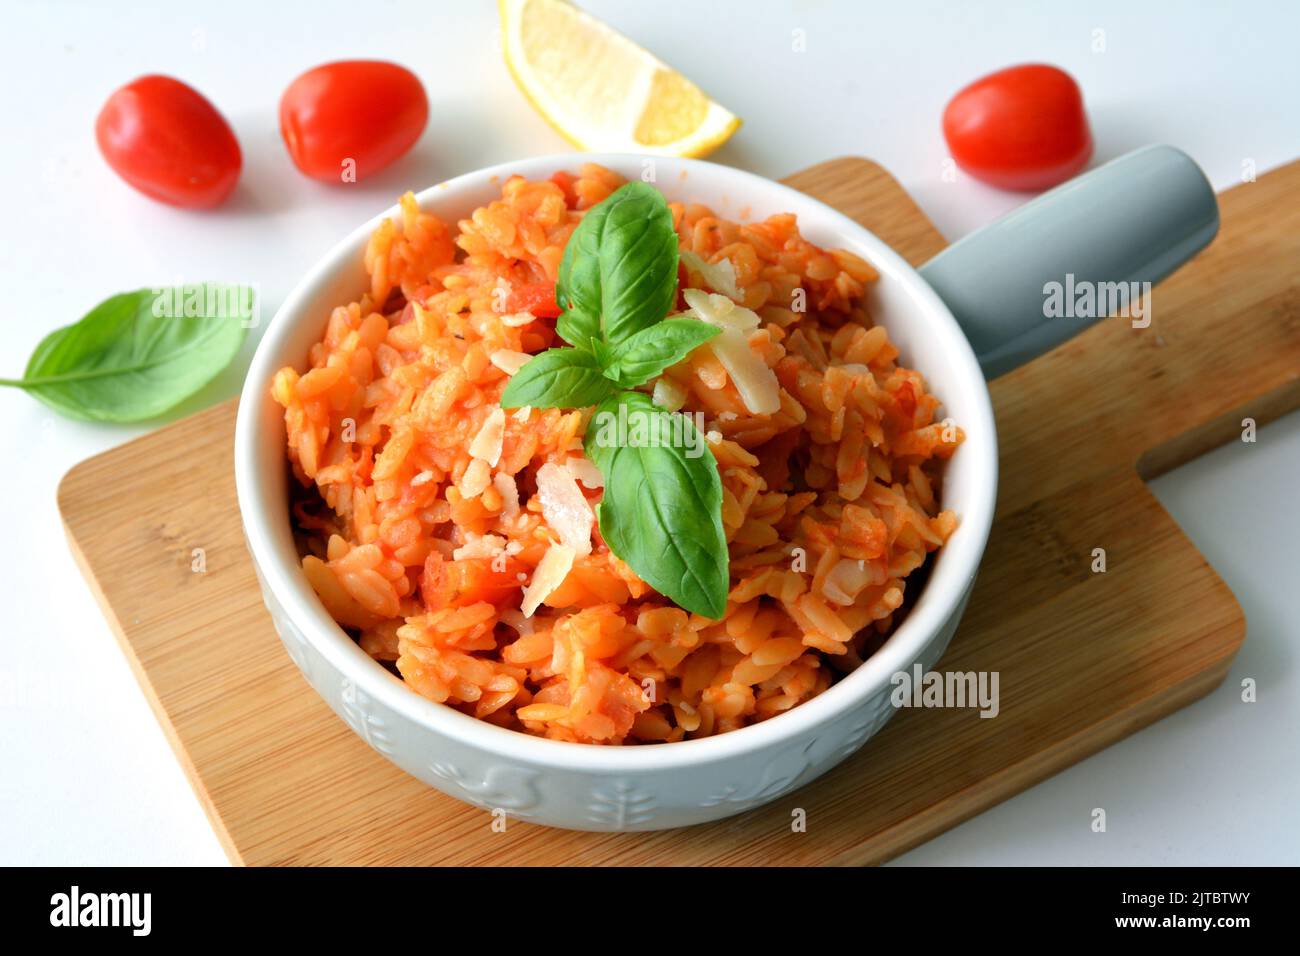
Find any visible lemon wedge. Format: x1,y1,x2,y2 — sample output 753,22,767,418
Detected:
499,0,741,157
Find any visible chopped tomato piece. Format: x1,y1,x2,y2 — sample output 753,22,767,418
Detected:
505,282,562,319
421,553,524,611
549,170,577,207
894,380,917,421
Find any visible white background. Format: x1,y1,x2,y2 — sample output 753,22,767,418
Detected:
1,0,1296,865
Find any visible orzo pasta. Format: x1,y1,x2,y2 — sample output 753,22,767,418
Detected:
273,164,963,744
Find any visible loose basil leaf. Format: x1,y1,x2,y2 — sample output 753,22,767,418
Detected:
0,287,248,423
557,181,680,348
499,347,614,409
584,391,728,618
603,317,720,387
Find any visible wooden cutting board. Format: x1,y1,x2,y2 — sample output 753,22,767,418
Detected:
59,156,1299,866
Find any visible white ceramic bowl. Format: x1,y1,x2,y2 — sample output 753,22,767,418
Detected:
235,152,1000,830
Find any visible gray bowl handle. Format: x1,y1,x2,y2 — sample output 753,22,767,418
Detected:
919,145,1220,379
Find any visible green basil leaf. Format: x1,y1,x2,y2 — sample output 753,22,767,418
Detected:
0,287,248,423
603,317,720,387
499,347,614,409
584,391,728,618
557,181,680,348
590,338,616,369
556,309,599,351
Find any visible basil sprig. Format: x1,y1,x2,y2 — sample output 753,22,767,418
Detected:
500,181,728,617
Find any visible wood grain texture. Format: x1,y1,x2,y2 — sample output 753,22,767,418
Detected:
60,157,1298,866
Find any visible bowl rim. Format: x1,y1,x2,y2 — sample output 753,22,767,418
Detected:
234,151,998,773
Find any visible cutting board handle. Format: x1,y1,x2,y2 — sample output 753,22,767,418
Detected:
920,145,1220,378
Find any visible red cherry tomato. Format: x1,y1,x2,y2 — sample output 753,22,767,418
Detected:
279,61,428,182
505,282,562,319
942,64,1092,191
95,75,242,208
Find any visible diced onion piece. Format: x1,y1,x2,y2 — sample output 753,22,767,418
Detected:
453,534,508,561
411,470,435,487
460,458,491,498
500,312,535,327
493,472,520,517
498,607,533,637
522,543,576,618
652,377,688,412
822,557,873,606
565,454,604,489
684,288,760,331
512,405,533,422
708,327,781,414
490,349,533,375
536,462,594,556
469,406,505,466
680,252,742,301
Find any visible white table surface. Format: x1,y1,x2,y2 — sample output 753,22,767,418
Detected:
2,0,1296,866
